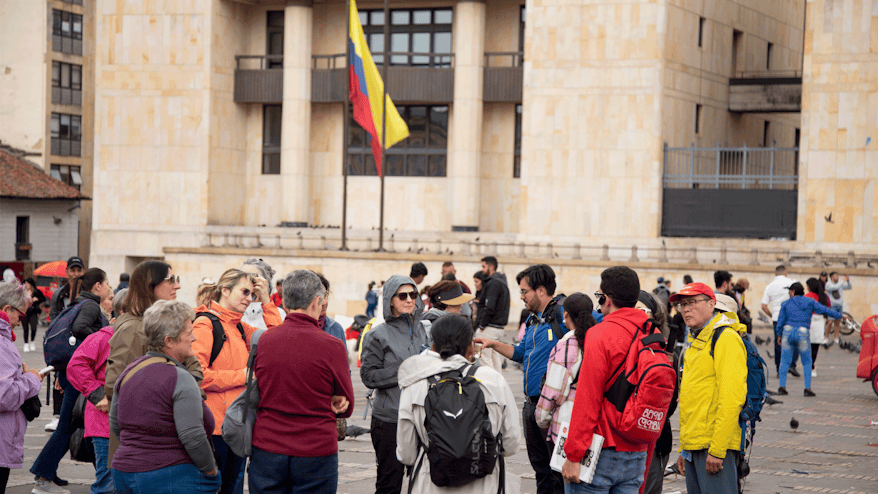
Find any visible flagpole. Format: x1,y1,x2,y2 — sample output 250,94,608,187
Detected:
377,0,390,252
340,0,351,251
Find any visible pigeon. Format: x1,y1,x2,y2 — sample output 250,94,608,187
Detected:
790,417,799,432
345,425,371,438
825,212,834,223
754,335,767,345
765,396,783,406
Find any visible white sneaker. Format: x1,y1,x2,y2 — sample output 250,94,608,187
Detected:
834,338,840,345
45,417,59,432
811,370,817,377
28,343,35,352
32,479,70,494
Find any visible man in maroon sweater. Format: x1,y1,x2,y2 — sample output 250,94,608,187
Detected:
249,269,355,494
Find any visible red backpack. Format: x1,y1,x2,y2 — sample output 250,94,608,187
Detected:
603,320,676,445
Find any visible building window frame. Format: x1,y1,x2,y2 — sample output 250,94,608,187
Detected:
698,17,705,48
262,105,282,175
51,61,83,106
50,164,83,191
514,104,522,178
50,112,82,157
266,11,284,69
15,216,30,261
695,104,702,135
347,105,448,177
358,8,453,68
52,10,83,55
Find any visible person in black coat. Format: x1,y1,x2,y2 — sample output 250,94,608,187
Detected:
69,269,111,340
21,278,46,353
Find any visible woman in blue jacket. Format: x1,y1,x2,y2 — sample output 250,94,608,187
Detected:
776,282,847,397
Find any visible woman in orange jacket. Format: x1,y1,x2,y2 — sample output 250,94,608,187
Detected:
192,268,282,494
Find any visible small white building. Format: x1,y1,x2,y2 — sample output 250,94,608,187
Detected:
0,146,86,273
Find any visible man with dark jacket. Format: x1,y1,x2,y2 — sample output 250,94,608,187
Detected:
475,264,567,494
48,256,85,321
473,256,510,371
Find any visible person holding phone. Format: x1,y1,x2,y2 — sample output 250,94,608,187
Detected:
192,269,282,494
1,279,45,492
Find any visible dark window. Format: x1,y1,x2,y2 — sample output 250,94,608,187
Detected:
347,105,448,176
695,104,702,134
52,61,83,105
52,10,83,55
61,0,84,4
266,11,284,69
50,164,82,191
514,104,522,178
766,42,772,70
359,8,452,67
262,105,282,174
698,17,705,48
794,128,800,176
519,6,526,55
763,121,770,147
50,113,82,156
16,217,30,261
731,30,743,76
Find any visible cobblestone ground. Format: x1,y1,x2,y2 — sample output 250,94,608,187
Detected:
8,324,878,494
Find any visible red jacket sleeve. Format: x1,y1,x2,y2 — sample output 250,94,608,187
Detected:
564,328,610,462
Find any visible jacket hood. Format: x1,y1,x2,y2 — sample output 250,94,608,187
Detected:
75,291,102,305
398,351,472,388
98,325,115,338
0,316,10,341
195,300,243,326
422,307,447,322
382,275,424,321
490,272,508,285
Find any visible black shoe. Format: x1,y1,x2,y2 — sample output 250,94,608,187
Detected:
777,387,788,395
789,367,801,378
765,396,783,405
54,477,69,486
804,388,816,397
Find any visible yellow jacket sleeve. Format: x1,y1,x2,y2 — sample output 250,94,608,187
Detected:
708,330,747,458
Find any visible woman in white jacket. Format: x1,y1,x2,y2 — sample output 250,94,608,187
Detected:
396,314,522,494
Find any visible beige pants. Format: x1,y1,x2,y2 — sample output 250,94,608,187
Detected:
477,326,506,372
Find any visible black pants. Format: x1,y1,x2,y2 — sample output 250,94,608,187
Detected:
523,401,563,494
811,343,820,369
21,312,38,343
371,417,404,494
1,466,10,494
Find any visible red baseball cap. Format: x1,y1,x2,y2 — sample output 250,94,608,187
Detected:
669,282,716,304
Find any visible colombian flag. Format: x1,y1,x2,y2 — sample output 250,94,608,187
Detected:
349,0,409,176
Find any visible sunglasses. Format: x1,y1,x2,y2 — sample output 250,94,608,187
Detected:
164,274,181,284
396,291,419,301
594,291,607,306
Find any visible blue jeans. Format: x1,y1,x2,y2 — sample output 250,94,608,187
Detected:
212,435,245,494
31,374,80,480
772,321,799,372
91,437,116,493
248,446,337,494
113,463,221,494
564,450,647,494
779,325,812,389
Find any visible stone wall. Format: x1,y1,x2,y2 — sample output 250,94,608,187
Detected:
798,0,878,250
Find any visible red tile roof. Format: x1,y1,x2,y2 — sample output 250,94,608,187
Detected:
0,148,88,200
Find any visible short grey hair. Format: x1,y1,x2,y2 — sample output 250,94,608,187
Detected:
282,270,325,311
0,280,29,311
144,300,196,352
242,258,277,289
113,288,129,316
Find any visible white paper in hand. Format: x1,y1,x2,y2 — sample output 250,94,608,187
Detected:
549,401,604,484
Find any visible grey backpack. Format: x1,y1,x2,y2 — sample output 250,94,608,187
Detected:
221,328,266,457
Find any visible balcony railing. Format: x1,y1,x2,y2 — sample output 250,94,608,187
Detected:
663,143,798,190
729,70,802,112
484,51,523,102
234,55,283,103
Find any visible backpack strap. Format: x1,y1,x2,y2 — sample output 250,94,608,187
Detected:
119,356,174,389
709,326,733,358
196,312,247,367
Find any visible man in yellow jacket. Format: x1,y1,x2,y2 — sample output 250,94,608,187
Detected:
672,283,747,494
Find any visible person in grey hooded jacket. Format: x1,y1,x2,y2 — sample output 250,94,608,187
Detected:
360,275,429,494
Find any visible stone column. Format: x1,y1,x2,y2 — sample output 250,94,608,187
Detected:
280,0,313,227
448,0,485,232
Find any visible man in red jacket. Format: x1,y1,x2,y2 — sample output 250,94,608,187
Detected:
249,269,355,493
562,266,650,494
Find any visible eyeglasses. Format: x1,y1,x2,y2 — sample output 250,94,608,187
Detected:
674,297,711,311
594,292,608,306
164,273,181,284
637,307,652,315
396,291,419,301
520,288,533,296
13,307,26,319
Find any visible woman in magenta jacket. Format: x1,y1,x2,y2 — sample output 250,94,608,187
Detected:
68,288,127,494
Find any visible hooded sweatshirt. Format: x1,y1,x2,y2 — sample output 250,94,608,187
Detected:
0,313,42,469
475,272,510,329
396,351,522,494
360,275,429,423
67,325,115,438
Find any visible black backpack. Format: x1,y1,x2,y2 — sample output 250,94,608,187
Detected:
526,294,567,341
410,362,504,493
195,312,246,367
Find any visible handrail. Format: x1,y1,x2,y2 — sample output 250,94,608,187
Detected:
312,53,454,69
732,70,802,79
235,55,284,70
485,51,523,67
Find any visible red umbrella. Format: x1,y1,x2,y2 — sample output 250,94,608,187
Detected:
33,260,68,278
